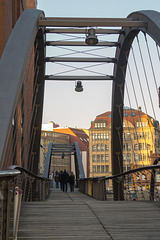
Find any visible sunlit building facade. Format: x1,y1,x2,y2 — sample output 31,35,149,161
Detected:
89,107,160,178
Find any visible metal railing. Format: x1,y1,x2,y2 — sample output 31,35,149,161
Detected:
0,165,50,240
79,165,160,201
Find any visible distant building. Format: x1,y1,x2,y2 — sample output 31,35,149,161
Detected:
89,107,160,178
42,121,59,131
40,131,70,174
53,127,89,177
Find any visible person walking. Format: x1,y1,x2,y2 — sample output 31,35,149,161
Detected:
59,170,63,191
62,169,69,192
69,172,75,192
54,171,59,188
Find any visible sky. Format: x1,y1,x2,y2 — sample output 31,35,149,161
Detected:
37,0,160,129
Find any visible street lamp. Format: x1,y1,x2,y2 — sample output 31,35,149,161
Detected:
85,28,98,45
75,81,83,92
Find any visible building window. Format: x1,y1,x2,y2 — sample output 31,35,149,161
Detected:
137,174,140,180
127,165,131,171
139,154,142,161
101,154,105,162
123,144,125,151
94,134,97,140
139,143,142,150
92,145,96,151
134,144,138,150
95,123,98,128
101,165,104,173
97,155,100,162
97,133,100,140
127,153,131,163
92,155,96,162
123,154,126,162
124,113,128,117
104,133,109,140
101,144,104,151
105,154,109,162
143,154,146,160
126,143,131,151
123,122,126,128
97,144,100,151
93,166,96,173
134,154,138,162
92,134,95,140
147,144,151,150
123,166,126,172
126,133,131,140
101,133,103,140
97,165,100,173
105,145,109,151
142,174,146,181
106,165,109,173
131,112,136,117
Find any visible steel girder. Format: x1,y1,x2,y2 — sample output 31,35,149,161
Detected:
0,9,45,173
111,10,160,200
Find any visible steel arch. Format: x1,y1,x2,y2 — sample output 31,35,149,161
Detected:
0,9,45,172
111,10,160,200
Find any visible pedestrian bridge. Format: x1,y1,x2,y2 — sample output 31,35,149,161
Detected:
17,187,160,240
1,7,160,240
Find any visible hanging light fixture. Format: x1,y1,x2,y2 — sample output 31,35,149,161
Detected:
85,28,98,45
75,81,83,92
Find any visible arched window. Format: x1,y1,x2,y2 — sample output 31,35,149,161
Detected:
97,144,100,151
101,144,104,151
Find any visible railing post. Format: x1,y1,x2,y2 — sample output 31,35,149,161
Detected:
43,181,45,201
1,181,10,240
13,186,23,240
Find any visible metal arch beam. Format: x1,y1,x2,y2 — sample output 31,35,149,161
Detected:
27,28,46,175
0,9,45,170
111,10,160,201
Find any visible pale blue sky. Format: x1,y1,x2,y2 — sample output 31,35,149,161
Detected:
37,0,160,129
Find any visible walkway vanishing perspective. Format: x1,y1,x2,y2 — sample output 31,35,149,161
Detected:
17,188,160,240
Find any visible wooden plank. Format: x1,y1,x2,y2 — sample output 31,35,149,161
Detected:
16,188,160,239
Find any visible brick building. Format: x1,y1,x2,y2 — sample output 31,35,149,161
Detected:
0,0,37,57
0,0,37,169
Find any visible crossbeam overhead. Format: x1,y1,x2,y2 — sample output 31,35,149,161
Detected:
45,41,119,47
45,28,122,34
45,57,117,63
45,75,114,81
39,17,147,27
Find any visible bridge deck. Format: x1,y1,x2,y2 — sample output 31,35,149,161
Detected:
17,188,160,240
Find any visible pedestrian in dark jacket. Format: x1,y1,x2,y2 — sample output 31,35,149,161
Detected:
69,172,75,192
62,169,69,192
59,170,63,191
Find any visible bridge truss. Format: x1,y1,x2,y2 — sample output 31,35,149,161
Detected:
0,9,160,201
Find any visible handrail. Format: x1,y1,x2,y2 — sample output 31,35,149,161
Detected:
0,165,51,240
80,164,160,181
9,165,49,181
79,164,160,201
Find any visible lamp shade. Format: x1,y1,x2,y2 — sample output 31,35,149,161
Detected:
75,81,83,92
85,28,98,45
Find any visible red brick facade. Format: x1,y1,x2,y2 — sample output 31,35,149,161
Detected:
0,0,37,57
0,0,37,169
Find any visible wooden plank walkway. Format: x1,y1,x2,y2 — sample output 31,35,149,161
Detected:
17,188,160,240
